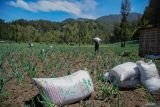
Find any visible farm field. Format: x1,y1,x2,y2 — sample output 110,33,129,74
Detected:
0,41,160,107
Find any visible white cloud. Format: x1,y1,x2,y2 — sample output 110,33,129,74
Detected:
8,0,81,15
7,0,98,19
8,0,37,12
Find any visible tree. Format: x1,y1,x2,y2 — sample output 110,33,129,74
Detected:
0,17,139,44
141,0,160,26
78,21,86,46
120,0,131,47
0,19,5,40
112,24,121,43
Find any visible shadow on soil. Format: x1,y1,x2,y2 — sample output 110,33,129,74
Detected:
25,94,43,107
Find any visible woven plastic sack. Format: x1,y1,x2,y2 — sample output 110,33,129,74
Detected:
33,70,94,106
118,77,140,88
137,60,159,81
137,60,160,92
104,72,114,82
93,37,102,43
144,78,160,92
104,72,140,88
109,62,139,81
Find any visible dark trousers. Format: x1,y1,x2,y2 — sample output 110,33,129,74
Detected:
95,43,99,52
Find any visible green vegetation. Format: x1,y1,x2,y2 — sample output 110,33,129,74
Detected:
120,0,131,47
140,0,160,27
0,41,159,82
38,89,56,107
0,41,159,106
0,1,159,106
0,17,140,44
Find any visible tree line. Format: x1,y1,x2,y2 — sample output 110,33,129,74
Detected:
1,0,159,44
0,18,139,44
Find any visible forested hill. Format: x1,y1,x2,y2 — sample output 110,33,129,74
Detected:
96,12,142,24
63,13,142,24
0,13,141,44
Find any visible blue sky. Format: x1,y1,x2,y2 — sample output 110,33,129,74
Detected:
0,0,149,22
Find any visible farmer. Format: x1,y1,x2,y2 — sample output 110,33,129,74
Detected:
95,41,99,52
29,42,33,48
93,37,101,52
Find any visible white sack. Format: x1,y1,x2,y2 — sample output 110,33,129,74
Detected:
137,60,160,92
143,78,160,92
104,72,114,82
118,77,140,88
109,62,139,81
93,37,102,43
104,72,140,88
137,60,159,81
33,70,94,106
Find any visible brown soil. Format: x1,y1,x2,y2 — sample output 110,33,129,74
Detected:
0,55,160,107
1,71,157,107
0,72,39,107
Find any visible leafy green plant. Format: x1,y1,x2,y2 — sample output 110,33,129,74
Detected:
98,82,119,99
8,58,24,84
117,94,121,107
38,89,56,107
12,67,24,84
27,63,38,77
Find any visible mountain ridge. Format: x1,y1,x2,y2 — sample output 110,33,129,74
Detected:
63,12,142,23
96,12,142,24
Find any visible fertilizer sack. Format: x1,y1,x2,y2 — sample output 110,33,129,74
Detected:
118,77,140,88
137,60,160,92
93,37,102,43
143,78,160,93
33,70,94,106
104,72,140,88
137,60,159,81
109,62,140,81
